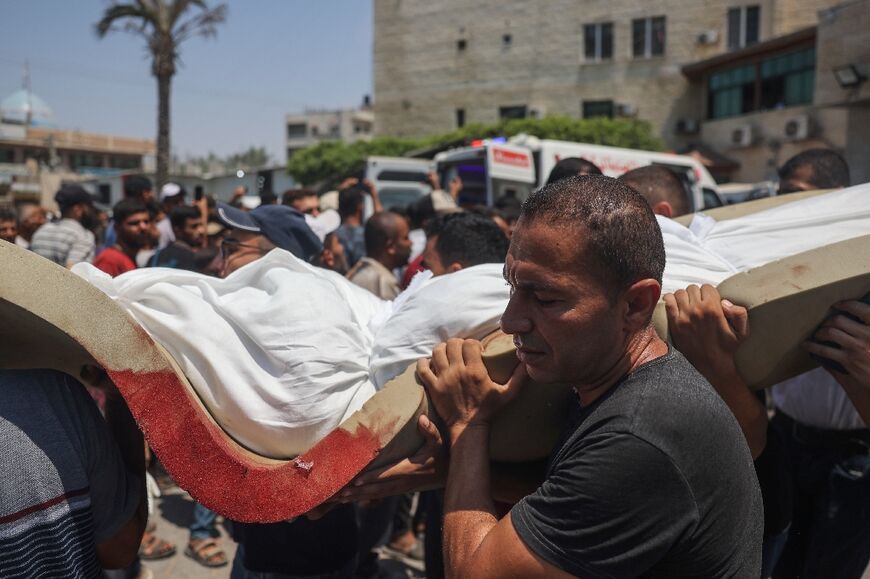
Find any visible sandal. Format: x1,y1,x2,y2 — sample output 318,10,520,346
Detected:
138,531,176,560
185,538,228,568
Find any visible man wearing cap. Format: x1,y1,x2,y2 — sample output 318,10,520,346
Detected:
156,183,187,249
31,184,98,268
215,202,322,276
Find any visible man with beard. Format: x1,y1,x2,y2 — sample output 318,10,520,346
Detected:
14,204,47,249
31,185,99,268
93,199,152,277
0,210,16,244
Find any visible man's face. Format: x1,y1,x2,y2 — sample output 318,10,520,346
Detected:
220,230,268,278
778,164,816,195
20,207,47,236
116,211,152,249
292,195,320,216
421,235,449,276
0,219,17,243
500,219,625,386
393,217,413,266
178,217,205,247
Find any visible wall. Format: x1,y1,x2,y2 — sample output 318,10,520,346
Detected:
373,0,837,146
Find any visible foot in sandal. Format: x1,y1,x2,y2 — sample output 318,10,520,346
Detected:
185,538,228,568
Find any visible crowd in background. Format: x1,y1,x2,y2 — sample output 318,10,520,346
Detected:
0,146,868,579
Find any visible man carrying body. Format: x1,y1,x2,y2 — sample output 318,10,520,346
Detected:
31,184,98,268
416,175,761,577
149,205,205,271
421,212,510,276
347,211,412,300
93,199,152,277
619,165,690,218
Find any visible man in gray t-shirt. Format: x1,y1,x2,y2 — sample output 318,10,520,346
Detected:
0,369,146,578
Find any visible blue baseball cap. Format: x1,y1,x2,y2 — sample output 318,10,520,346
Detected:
216,202,322,261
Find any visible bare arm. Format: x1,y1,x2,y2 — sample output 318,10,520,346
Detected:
416,339,572,579
664,284,767,459
82,367,148,569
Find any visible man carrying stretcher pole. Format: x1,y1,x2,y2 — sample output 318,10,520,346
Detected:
399,175,763,577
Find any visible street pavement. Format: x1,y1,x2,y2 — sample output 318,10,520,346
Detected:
141,483,425,579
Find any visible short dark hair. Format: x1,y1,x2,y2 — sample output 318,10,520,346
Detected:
338,187,364,219
520,175,665,296
124,175,153,199
427,212,508,268
281,189,318,205
260,192,278,205
364,211,404,255
169,205,200,230
779,148,850,191
619,165,690,217
0,209,17,222
112,198,148,225
545,157,603,185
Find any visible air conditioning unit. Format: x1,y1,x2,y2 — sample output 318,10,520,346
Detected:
675,118,700,135
697,30,719,45
615,103,637,118
731,124,754,147
783,114,811,141
529,106,547,119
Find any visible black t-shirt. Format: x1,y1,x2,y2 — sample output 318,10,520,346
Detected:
149,242,197,271
233,504,358,575
511,349,763,578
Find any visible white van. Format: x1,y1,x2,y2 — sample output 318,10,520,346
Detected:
433,135,723,212
363,156,433,212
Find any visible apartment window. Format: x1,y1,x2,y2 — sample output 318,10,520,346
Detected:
707,46,815,119
632,16,666,58
457,39,467,51
728,5,760,51
502,34,512,48
583,100,615,119
499,105,528,120
0,147,16,163
584,22,614,61
456,108,466,128
287,123,306,139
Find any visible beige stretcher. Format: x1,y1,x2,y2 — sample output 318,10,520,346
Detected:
2,226,868,522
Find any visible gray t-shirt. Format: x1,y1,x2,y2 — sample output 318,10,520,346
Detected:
512,349,762,578
0,369,141,578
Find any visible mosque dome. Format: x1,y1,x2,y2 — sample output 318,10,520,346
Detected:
1,89,54,125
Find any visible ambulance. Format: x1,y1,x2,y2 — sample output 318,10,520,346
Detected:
433,134,723,212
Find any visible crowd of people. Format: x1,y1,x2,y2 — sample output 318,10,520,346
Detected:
0,146,868,579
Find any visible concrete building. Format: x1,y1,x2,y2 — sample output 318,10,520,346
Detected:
0,87,155,209
373,0,867,182
285,100,374,160
684,0,870,183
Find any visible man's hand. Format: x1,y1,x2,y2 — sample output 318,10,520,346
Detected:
416,338,527,437
426,171,441,191
663,284,748,378
664,284,767,458
448,176,463,200
334,414,446,505
805,299,870,393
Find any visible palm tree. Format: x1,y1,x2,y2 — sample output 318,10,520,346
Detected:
96,0,227,188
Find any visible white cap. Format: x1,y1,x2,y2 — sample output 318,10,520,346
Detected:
304,209,341,242
159,182,184,202
319,190,339,212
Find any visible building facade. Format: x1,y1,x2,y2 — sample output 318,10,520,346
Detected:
285,102,374,160
373,0,866,182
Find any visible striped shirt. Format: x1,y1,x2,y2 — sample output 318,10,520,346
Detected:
0,370,141,578
30,218,95,267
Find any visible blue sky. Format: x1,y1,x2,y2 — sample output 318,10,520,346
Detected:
0,1,373,161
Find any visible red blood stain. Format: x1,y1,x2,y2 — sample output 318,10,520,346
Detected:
106,368,382,522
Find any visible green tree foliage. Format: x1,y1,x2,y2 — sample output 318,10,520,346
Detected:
287,116,663,185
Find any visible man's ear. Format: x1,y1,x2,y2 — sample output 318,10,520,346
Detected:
652,201,673,219
447,262,464,273
622,278,662,331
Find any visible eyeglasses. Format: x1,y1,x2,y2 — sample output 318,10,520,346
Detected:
220,237,265,260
